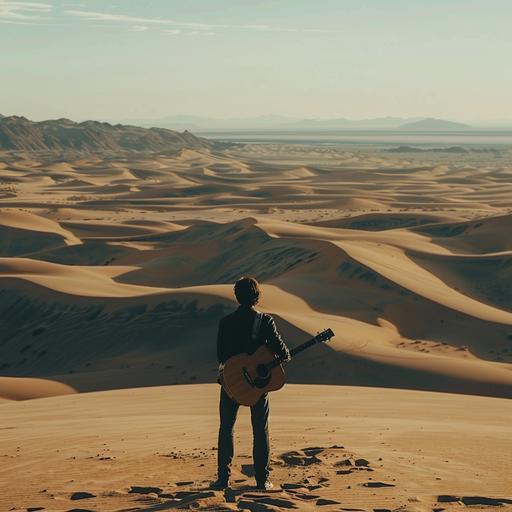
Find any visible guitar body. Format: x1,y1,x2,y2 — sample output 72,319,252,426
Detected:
220,345,286,406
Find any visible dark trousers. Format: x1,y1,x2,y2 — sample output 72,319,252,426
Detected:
217,387,270,484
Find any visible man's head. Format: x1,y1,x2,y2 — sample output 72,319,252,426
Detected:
234,276,260,307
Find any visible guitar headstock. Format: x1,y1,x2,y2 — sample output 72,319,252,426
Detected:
315,328,335,343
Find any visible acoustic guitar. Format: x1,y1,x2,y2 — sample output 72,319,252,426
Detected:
219,328,335,406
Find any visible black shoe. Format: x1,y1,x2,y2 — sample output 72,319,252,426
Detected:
210,478,229,490
256,480,274,491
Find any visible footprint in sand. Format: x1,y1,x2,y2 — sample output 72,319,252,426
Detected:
169,491,217,509
281,483,309,491
128,485,163,495
361,481,395,488
316,498,341,506
302,446,325,456
334,457,353,467
174,491,214,499
280,448,324,466
287,491,320,501
237,495,299,511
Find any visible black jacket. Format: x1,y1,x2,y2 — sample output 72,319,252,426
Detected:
216,305,291,364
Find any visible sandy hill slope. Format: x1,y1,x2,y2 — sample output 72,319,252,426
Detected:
0,115,213,152
1,384,511,511
0,143,511,402
0,209,81,256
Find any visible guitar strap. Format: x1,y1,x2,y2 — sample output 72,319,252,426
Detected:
251,311,262,340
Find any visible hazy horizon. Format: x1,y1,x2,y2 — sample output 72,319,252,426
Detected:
3,112,512,129
5,112,512,132
2,0,512,122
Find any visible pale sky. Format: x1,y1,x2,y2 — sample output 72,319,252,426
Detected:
1,0,511,121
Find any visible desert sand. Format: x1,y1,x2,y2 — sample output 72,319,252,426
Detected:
1,142,511,509
2,385,512,511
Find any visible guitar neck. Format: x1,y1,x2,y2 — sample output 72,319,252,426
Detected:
290,337,318,358
268,336,318,369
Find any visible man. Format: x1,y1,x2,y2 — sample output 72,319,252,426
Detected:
211,277,291,491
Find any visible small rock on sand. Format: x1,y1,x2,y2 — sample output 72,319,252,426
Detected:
70,492,96,500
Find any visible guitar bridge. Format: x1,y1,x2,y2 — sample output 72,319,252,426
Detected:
242,367,255,387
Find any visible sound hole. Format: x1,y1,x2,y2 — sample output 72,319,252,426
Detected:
256,364,270,378
253,364,271,389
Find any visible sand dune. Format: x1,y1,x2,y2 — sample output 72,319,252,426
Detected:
0,376,75,400
1,143,511,403
0,209,80,245
1,140,512,509
0,257,170,297
415,213,512,253
0,209,82,257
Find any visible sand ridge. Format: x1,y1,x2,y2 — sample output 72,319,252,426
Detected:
1,144,512,400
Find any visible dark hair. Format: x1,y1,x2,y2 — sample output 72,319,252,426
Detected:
234,276,260,307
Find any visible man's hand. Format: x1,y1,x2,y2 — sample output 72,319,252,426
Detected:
280,351,291,363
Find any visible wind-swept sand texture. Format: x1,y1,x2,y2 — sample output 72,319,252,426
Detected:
1,384,511,511
1,142,511,508
1,144,511,399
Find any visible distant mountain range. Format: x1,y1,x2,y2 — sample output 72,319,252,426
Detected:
398,118,471,131
0,115,212,153
1,114,508,155
115,115,480,131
